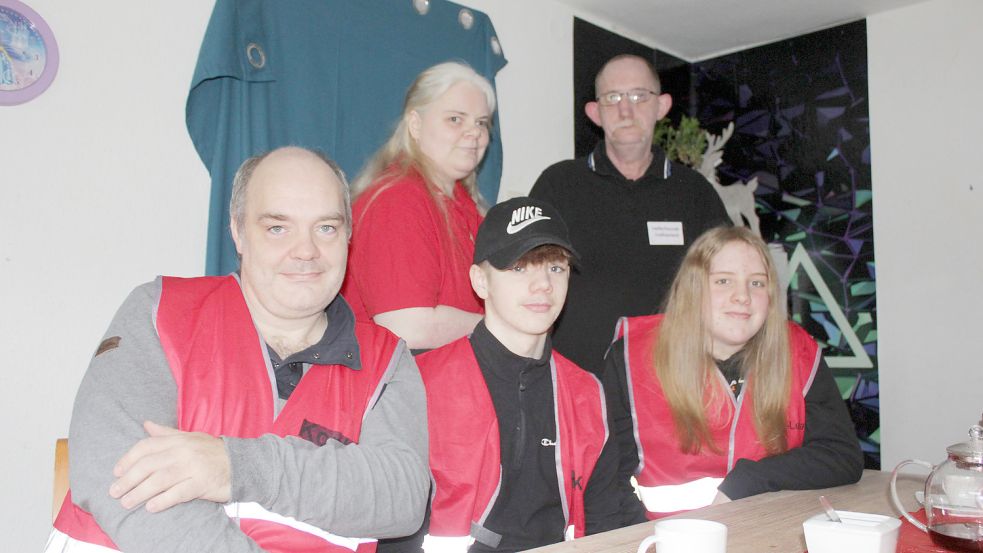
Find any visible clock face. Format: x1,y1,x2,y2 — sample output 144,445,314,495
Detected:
0,0,58,105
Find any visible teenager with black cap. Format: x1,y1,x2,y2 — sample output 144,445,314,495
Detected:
413,197,638,553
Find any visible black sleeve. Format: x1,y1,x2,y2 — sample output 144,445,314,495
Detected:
702,181,731,229
583,426,627,534
717,357,864,500
597,340,648,527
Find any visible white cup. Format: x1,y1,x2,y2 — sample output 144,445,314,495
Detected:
636,519,727,553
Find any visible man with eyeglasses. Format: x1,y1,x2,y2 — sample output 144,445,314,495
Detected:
529,54,728,379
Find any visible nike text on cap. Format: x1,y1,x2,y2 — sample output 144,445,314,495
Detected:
473,196,580,269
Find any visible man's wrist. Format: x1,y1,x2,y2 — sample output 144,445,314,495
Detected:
223,436,272,503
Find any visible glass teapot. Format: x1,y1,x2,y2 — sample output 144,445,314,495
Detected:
890,414,983,551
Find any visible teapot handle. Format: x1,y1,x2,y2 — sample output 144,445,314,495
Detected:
890,459,934,532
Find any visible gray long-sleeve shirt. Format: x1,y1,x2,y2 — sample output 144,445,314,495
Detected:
68,279,429,552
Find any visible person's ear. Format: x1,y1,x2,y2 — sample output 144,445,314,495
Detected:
407,110,422,140
655,93,673,120
470,264,489,300
585,101,602,127
230,218,244,255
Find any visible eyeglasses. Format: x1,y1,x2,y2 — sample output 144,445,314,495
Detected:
596,89,659,106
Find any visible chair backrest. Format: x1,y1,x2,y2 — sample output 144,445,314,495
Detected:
53,438,69,523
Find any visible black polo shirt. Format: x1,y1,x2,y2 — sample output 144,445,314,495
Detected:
530,142,729,374
268,294,362,403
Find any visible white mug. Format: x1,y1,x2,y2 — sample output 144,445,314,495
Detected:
636,519,727,553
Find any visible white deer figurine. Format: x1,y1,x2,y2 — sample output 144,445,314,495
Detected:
697,122,761,238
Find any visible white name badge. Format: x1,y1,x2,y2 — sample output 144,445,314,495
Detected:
647,221,684,246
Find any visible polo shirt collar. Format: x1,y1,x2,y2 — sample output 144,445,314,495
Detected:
268,294,363,371
587,140,672,181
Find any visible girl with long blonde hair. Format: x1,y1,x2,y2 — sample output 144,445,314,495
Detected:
604,226,862,521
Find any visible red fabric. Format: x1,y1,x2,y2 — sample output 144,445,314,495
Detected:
897,509,973,553
343,170,483,321
616,315,817,516
417,338,607,540
158,276,396,446
238,520,376,553
53,492,118,549
56,276,398,553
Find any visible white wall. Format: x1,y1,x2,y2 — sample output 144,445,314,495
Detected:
0,1,213,549
459,0,576,200
868,0,983,468
5,0,978,550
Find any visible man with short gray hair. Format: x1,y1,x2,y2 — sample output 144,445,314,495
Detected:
47,146,429,553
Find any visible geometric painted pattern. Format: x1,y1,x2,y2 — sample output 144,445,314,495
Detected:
787,243,872,369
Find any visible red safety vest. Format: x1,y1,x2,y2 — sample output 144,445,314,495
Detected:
416,337,608,552
614,315,818,517
54,275,398,553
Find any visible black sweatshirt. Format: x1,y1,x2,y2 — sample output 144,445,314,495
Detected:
467,322,625,552
378,323,630,553
602,338,863,521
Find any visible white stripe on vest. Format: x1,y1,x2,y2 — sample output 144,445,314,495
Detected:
44,502,375,553
637,476,724,513
225,501,375,551
422,534,475,553
44,529,118,553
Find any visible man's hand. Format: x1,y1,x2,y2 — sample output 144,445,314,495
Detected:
110,421,232,513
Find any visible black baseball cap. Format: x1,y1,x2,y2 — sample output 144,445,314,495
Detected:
473,196,579,269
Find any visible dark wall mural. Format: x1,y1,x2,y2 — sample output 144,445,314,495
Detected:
574,19,880,467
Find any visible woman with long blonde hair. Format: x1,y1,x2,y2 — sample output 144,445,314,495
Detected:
342,61,495,350
603,226,862,521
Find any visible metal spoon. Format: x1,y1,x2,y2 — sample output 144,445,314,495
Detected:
819,495,842,523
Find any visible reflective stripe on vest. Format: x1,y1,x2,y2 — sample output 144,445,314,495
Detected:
421,534,474,553
44,529,118,553
636,476,724,513
225,502,375,551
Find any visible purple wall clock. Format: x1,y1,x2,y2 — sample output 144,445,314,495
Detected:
0,0,58,105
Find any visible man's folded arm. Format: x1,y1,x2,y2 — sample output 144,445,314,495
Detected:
69,282,264,552
225,342,431,539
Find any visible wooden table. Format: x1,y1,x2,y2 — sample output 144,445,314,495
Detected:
523,470,926,553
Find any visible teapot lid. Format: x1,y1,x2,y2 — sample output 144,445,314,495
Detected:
947,420,983,463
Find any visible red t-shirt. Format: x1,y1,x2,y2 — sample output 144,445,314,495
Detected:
342,171,484,321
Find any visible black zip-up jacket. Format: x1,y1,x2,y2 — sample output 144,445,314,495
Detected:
468,322,627,552
381,323,635,553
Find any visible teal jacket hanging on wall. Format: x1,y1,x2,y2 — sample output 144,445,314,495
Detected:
187,0,507,275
